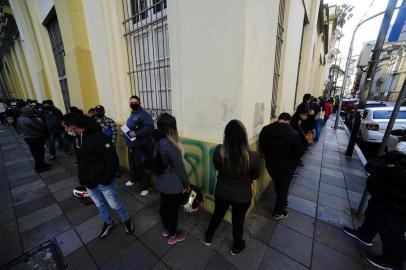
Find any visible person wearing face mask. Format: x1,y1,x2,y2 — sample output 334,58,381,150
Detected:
64,113,134,239
94,105,120,177
124,96,154,196
42,100,71,160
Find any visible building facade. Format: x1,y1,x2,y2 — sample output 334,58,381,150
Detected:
0,0,334,210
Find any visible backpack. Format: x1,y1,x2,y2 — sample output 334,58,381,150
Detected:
143,131,170,175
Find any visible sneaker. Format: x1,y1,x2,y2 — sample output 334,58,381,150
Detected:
125,180,135,187
49,155,56,160
342,227,373,246
162,229,169,237
98,222,116,239
202,231,212,246
167,233,186,245
273,211,288,220
231,240,246,255
366,255,397,270
124,219,134,234
140,190,149,196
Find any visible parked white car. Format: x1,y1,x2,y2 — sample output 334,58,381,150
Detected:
359,106,406,147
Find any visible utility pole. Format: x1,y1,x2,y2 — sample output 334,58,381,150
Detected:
345,0,397,156
377,78,406,156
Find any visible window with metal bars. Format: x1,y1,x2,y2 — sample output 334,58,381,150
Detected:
271,0,286,118
123,0,171,121
44,10,70,111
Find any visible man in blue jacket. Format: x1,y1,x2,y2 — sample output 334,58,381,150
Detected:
125,96,154,196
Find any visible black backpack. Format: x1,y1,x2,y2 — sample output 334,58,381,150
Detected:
143,131,170,175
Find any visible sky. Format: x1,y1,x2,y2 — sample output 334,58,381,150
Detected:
324,0,402,62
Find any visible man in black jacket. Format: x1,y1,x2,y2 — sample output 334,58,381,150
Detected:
42,100,70,159
259,113,305,219
64,114,134,239
343,142,406,270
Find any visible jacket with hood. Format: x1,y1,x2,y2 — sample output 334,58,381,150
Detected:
73,117,117,188
17,106,47,139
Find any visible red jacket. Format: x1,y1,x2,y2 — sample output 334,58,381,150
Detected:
324,102,333,118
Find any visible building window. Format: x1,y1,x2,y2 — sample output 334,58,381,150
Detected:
271,0,286,118
123,0,170,120
44,10,70,111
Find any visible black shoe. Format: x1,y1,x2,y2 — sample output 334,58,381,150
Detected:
124,219,134,234
366,255,398,270
342,226,372,246
273,211,288,220
231,240,246,256
202,231,212,246
98,222,116,239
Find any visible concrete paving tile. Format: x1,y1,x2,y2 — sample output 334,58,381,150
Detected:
343,167,366,178
21,215,71,251
0,237,23,266
66,205,99,225
318,192,350,212
269,224,312,267
204,253,239,270
0,181,9,192
86,227,138,266
4,157,29,166
53,185,76,202
133,207,161,237
311,241,363,270
298,168,321,180
259,247,308,270
0,219,20,242
347,190,362,204
39,166,67,178
139,223,173,258
150,262,171,270
291,183,318,202
321,168,344,179
18,203,63,233
100,240,159,270
288,194,317,218
75,215,103,244
246,213,277,244
322,162,342,172
13,186,50,206
55,228,83,257
48,177,77,193
11,180,45,196
294,176,319,191
8,169,37,181
58,196,80,213
14,194,56,218
65,246,98,270
162,235,215,270
315,220,361,259
0,207,15,226
303,158,322,167
346,181,365,193
9,174,41,188
279,208,315,238
319,182,348,199
320,174,346,189
317,205,353,228
133,189,160,206
42,172,75,185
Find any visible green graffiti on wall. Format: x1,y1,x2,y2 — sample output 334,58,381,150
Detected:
181,138,217,198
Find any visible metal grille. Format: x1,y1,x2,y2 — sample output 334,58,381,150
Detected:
271,0,286,118
45,15,70,111
123,0,171,120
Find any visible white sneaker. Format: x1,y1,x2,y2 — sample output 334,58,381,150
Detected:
125,180,135,187
140,190,149,196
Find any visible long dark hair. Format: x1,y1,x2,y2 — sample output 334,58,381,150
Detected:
221,120,250,173
157,113,182,154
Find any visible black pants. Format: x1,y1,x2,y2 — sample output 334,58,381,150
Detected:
128,147,151,189
358,198,406,268
0,112,5,125
269,170,294,215
206,196,251,245
25,138,46,170
159,192,183,237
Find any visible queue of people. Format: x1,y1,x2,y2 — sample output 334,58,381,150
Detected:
1,93,405,268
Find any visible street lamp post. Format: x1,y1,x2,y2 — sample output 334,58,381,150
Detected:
334,2,403,131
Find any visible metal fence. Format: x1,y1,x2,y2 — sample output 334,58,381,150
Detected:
122,0,171,120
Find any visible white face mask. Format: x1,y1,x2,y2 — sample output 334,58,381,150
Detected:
68,129,76,137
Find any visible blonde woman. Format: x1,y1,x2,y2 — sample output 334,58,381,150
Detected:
155,113,191,245
204,120,260,255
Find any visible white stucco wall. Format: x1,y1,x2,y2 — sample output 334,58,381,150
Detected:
277,0,305,115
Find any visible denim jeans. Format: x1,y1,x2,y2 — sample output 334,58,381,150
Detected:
314,119,323,142
86,181,130,224
48,130,68,156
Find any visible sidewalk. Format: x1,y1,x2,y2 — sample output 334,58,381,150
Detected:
0,119,385,270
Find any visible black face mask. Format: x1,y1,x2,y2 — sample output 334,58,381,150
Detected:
130,104,140,111
96,112,104,118
44,106,52,111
